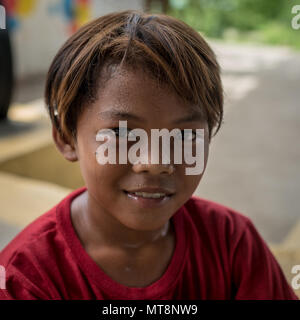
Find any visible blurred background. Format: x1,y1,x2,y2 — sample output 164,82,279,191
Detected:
0,0,299,297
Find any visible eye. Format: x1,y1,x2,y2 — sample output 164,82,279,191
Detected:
177,129,197,141
111,127,135,139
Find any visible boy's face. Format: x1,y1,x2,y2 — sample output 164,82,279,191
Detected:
65,67,209,231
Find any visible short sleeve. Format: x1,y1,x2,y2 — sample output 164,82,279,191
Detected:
231,219,298,300
0,266,51,300
0,283,40,300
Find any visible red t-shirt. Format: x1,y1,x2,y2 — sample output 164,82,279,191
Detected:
0,187,298,300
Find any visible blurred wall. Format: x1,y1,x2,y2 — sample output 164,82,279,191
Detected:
6,0,144,79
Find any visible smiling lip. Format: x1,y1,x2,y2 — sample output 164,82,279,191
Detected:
123,187,175,209
124,187,175,195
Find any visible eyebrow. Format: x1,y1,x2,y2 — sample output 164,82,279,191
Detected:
99,110,144,122
99,109,204,124
173,110,205,124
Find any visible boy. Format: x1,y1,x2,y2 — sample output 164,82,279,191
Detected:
0,10,297,300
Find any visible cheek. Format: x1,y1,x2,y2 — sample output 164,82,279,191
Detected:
81,160,124,191
77,141,128,196
174,164,202,193
183,174,202,194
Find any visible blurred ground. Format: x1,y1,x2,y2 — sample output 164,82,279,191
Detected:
0,41,299,297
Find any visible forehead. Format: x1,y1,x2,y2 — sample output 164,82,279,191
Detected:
93,66,204,123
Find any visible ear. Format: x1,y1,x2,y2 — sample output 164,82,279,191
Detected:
52,125,78,162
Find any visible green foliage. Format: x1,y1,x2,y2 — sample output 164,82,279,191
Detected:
168,0,300,49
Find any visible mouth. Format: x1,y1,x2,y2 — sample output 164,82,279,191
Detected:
123,188,175,208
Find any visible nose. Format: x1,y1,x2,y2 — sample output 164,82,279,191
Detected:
130,132,175,175
132,162,175,175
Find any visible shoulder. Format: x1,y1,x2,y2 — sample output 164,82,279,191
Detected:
0,205,59,299
180,195,260,254
0,207,58,268
0,188,84,299
183,195,253,234
0,187,85,267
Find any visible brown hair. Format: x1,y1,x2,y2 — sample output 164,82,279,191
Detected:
45,10,223,144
